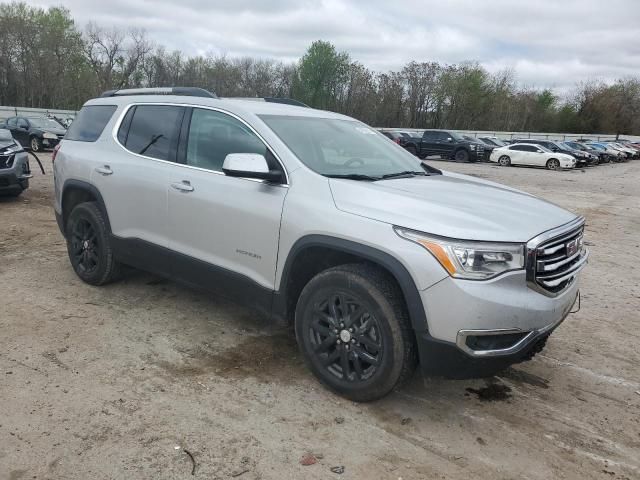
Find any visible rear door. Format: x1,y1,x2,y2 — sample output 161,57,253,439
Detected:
90,104,183,255
508,145,528,165
165,107,287,297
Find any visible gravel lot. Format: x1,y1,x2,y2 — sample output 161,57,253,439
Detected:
1,153,639,480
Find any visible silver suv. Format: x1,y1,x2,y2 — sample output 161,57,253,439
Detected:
53,87,589,401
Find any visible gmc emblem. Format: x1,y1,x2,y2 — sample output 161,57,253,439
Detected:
566,239,579,256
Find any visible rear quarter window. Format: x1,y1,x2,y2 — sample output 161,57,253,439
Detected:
65,105,117,142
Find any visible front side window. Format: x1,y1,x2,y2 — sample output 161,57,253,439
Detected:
7,117,17,127
186,108,267,172
123,105,184,161
66,105,117,142
260,115,430,178
17,118,28,128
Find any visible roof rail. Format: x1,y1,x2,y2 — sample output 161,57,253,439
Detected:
100,87,217,99
224,97,309,108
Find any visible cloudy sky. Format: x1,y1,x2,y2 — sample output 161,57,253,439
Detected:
36,0,640,92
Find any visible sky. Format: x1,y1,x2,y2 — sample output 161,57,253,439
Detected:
35,0,640,93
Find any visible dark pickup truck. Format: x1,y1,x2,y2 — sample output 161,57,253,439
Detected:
404,129,485,162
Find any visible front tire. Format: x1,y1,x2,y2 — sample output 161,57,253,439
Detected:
30,136,43,152
295,264,416,402
546,158,560,170
66,202,121,285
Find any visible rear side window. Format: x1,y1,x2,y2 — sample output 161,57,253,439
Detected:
66,105,117,142
121,105,184,161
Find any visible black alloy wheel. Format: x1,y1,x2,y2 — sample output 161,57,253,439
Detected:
307,292,383,383
70,217,99,275
295,264,416,402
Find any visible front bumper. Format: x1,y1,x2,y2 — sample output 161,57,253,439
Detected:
415,268,580,378
0,153,31,193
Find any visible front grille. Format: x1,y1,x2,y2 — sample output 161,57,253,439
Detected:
0,154,14,169
529,224,587,294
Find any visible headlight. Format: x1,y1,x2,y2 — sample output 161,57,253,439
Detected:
43,132,57,139
394,228,525,280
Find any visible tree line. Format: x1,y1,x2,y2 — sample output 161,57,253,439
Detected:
1,2,639,135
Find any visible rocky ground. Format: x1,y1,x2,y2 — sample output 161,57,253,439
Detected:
1,153,638,479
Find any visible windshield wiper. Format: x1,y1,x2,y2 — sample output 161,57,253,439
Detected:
380,170,429,180
325,173,380,181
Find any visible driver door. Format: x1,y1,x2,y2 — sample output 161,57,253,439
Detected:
14,118,30,147
166,107,287,293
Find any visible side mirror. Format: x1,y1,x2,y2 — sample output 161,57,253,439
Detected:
222,153,283,183
447,137,453,142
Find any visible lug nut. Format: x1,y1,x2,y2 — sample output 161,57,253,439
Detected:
336,339,341,344
340,323,345,328
349,328,353,333
345,344,350,350
351,339,356,344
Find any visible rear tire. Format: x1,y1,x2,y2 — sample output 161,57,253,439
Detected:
546,158,560,170
66,202,121,285
498,155,511,166
295,264,417,402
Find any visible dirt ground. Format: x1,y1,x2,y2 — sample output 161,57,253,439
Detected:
1,153,639,480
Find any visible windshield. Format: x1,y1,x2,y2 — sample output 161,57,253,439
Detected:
537,144,553,153
28,117,63,130
487,138,507,146
260,115,428,178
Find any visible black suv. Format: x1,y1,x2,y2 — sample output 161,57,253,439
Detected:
1,116,67,152
405,130,484,162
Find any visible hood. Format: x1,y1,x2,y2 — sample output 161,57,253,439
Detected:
329,172,577,242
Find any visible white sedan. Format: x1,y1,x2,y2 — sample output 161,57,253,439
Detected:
489,143,576,170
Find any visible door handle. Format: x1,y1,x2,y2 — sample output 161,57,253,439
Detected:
95,165,113,176
171,181,194,192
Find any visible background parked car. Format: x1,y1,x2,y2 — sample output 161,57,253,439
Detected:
0,128,31,196
512,138,596,166
463,135,493,160
403,129,485,162
0,115,66,152
565,141,610,163
588,142,626,162
489,143,576,170
479,136,509,148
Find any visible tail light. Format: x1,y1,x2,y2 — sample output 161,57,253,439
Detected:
52,143,61,163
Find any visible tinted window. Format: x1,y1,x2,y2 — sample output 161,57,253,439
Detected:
422,131,436,140
7,117,17,127
17,118,28,128
186,108,267,171
509,145,526,151
124,105,184,161
66,105,117,142
436,132,451,141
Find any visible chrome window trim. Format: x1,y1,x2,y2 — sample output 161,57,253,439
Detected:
526,216,587,297
110,101,290,187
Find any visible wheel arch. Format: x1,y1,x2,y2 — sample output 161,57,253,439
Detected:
273,235,429,334
61,180,111,236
